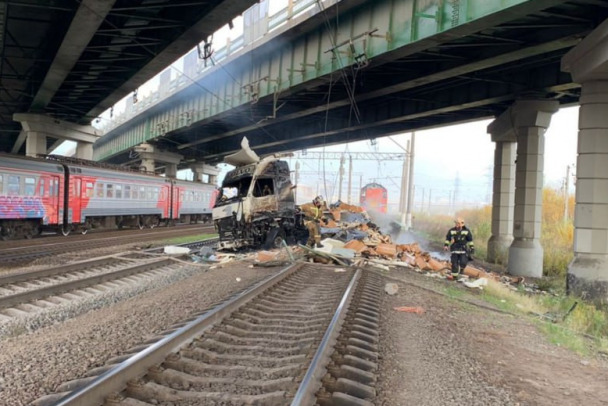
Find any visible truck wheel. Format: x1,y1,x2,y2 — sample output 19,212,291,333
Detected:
264,227,286,250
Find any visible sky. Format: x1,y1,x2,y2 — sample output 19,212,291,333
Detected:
290,105,579,211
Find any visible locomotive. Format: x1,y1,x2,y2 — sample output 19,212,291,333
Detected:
360,183,388,213
0,154,217,240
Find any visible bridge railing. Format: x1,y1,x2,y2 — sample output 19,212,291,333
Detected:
97,0,337,134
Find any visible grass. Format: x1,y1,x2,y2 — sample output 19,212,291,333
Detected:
161,233,218,245
476,279,608,356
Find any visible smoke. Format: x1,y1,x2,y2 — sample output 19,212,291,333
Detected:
365,210,416,245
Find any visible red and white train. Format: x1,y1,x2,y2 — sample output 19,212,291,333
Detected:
0,154,217,239
360,182,388,214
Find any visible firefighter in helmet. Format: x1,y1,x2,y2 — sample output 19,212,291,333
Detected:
301,195,327,248
443,217,474,280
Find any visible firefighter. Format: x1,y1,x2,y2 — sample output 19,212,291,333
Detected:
301,195,326,248
443,217,474,280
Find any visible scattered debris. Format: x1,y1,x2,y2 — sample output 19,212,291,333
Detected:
384,283,399,295
463,278,489,289
163,246,191,255
393,306,426,314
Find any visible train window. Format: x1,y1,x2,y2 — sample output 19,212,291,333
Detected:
85,182,94,198
139,186,145,199
152,187,159,201
39,178,45,196
8,175,20,195
50,178,58,196
106,184,114,198
124,185,131,199
115,184,122,199
132,186,139,199
25,177,36,196
96,183,104,197
146,187,152,200
74,179,81,198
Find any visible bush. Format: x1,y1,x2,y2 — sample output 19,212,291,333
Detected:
413,187,574,277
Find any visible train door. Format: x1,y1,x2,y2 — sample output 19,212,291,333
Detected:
70,177,83,223
170,181,180,220
46,175,62,225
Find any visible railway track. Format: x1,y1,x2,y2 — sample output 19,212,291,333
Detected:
0,239,218,324
31,263,382,406
0,225,215,265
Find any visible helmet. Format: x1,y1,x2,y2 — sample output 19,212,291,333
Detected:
455,217,465,226
313,195,323,205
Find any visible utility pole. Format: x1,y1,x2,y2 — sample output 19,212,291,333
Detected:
428,189,432,214
338,154,345,201
421,188,425,213
563,164,570,223
399,140,410,225
406,132,416,229
347,155,353,204
294,161,300,204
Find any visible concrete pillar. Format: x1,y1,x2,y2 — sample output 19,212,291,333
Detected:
135,143,182,175
75,142,93,160
165,163,177,179
562,19,608,303
25,132,46,157
506,100,559,277
486,130,516,263
191,169,204,182
190,162,220,184
141,157,155,173
13,113,100,157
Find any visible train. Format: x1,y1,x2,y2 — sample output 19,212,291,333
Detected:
0,153,218,240
360,183,388,213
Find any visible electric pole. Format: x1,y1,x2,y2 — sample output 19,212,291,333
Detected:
348,155,353,204
563,164,570,223
406,132,416,229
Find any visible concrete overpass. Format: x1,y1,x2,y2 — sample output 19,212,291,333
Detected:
0,0,258,157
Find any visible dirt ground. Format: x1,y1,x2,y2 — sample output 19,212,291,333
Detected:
376,268,608,406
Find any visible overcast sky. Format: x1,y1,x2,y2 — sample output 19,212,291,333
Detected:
292,105,579,208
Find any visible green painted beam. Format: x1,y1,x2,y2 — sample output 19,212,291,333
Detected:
94,0,563,161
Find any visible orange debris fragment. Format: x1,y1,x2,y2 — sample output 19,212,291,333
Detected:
344,239,367,253
393,306,426,314
376,243,397,258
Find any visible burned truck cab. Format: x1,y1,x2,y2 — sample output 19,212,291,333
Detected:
212,155,300,250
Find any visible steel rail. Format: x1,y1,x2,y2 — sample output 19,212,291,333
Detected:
0,258,175,311
50,262,303,406
290,268,362,405
0,256,123,286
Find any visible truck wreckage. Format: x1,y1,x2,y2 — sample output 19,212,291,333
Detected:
212,138,306,250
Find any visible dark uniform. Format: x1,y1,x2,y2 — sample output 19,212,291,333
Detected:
301,196,326,248
444,218,474,279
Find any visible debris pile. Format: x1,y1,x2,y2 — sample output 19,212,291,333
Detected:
297,202,524,289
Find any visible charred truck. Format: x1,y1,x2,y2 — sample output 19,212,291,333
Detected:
212,139,304,250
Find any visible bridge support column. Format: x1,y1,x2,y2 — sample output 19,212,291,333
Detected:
190,163,220,184
486,117,517,264
24,131,47,157
562,19,608,303
134,143,182,176
13,113,100,159
506,100,559,277
165,163,177,179
75,142,93,160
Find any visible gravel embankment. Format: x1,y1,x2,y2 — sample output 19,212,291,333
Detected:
0,259,277,406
